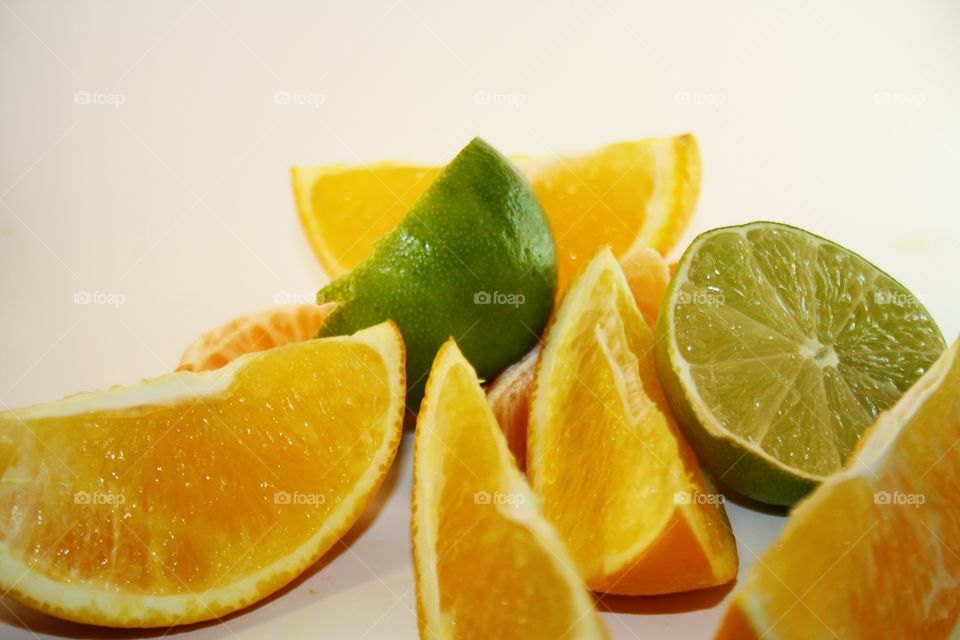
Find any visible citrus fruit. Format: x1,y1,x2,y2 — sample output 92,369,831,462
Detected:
316,137,556,409
487,243,670,469
0,322,405,627
293,163,441,275
527,135,698,294
655,222,946,506
613,242,671,328
292,134,700,295
485,346,539,469
413,339,607,639
716,337,960,640
527,248,739,595
177,303,334,372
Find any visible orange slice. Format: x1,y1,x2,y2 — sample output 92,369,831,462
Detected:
487,243,670,469
716,338,960,639
0,322,405,627
177,303,334,372
412,339,608,639
292,135,699,294
527,248,738,595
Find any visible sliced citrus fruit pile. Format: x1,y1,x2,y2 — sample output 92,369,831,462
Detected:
655,221,946,505
716,338,960,640
316,137,556,410
177,303,334,372
292,134,699,294
0,323,405,627
412,340,608,639
527,248,739,595
487,243,670,469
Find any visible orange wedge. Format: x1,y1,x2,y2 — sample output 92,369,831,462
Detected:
487,243,670,469
527,249,738,595
716,338,960,640
412,339,608,639
292,135,699,294
0,322,405,627
177,303,334,372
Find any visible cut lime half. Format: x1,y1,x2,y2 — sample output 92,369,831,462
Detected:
654,221,945,505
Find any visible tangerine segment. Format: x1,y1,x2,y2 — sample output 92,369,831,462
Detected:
528,249,737,595
0,322,405,627
413,340,607,640
716,339,960,640
177,303,334,372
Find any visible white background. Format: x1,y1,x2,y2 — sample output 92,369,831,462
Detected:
1,1,958,638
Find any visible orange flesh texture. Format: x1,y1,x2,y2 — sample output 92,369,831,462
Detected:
531,145,657,295
306,165,439,271
486,245,669,470
0,341,395,597
420,356,593,639
531,258,736,594
716,341,960,639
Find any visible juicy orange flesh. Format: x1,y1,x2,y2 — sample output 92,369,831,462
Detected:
0,342,391,595
433,364,579,639
534,259,737,590
531,144,655,294
309,165,439,270
728,349,960,638
536,268,681,578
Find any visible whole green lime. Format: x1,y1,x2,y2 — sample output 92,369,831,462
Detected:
654,221,945,506
317,138,556,409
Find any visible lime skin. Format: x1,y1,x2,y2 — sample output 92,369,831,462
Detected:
317,138,557,410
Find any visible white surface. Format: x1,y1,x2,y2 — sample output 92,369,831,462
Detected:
1,1,958,638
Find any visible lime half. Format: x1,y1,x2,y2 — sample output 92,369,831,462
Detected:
654,222,945,505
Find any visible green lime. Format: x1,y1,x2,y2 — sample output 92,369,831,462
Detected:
317,138,556,410
654,221,945,505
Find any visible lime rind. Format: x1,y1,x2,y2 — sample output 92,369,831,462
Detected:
655,221,945,505
317,138,556,410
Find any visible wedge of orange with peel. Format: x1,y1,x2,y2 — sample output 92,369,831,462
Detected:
487,243,671,469
412,339,607,639
527,248,738,595
292,135,699,294
177,303,334,372
0,322,405,627
716,338,960,640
